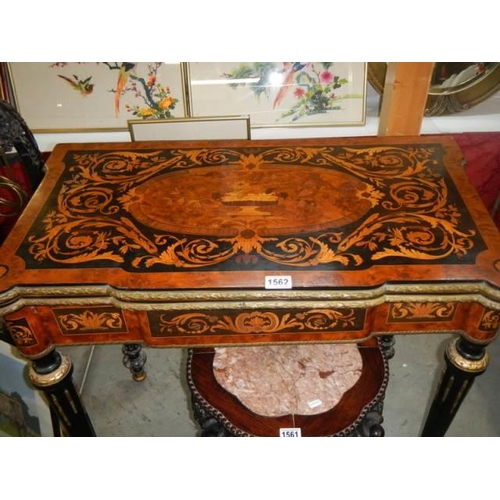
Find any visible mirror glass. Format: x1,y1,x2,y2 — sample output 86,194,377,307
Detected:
367,62,500,115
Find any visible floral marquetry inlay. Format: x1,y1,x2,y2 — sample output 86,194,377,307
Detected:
17,144,483,272
149,308,365,338
389,302,457,322
5,317,38,347
53,307,128,335
479,309,500,332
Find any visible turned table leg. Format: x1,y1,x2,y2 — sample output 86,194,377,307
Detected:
421,336,489,437
122,343,147,381
27,349,96,437
380,334,396,360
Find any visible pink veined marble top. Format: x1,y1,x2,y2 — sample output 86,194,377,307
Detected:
212,344,363,417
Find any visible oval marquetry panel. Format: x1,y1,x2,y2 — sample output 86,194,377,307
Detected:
130,164,372,236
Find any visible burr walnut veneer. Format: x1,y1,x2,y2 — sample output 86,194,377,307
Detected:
0,136,499,436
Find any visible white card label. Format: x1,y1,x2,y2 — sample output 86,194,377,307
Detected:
265,275,292,289
279,428,302,437
308,399,323,409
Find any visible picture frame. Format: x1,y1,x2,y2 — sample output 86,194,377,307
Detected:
0,64,6,101
186,62,367,128
368,62,500,116
8,62,187,132
0,340,54,437
0,63,15,104
128,115,251,141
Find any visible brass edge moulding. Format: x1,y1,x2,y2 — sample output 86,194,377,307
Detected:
2,294,500,315
1,281,500,302
2,284,500,316
373,329,464,338
28,354,72,387
446,338,489,373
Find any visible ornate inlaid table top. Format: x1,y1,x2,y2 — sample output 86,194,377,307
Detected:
1,136,500,357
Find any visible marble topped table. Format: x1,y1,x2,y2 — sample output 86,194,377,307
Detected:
187,337,388,437
213,343,363,417
0,136,499,436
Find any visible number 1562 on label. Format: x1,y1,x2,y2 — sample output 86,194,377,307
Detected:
265,276,292,289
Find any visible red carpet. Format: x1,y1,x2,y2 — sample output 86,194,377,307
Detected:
450,132,500,229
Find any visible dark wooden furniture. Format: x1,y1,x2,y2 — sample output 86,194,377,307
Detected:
187,337,390,437
0,98,46,244
0,136,499,437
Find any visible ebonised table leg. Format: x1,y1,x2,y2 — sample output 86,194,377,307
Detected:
421,336,489,437
380,335,395,360
27,349,96,437
122,343,147,381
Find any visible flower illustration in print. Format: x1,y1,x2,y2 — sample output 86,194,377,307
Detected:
222,62,358,123
50,62,180,119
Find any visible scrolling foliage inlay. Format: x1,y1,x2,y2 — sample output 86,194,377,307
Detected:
149,308,364,338
388,302,457,322
478,309,500,332
18,145,482,271
53,307,128,335
5,317,38,347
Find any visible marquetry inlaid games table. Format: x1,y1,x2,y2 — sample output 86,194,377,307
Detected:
0,136,499,437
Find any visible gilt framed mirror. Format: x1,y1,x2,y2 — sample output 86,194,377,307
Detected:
368,62,500,116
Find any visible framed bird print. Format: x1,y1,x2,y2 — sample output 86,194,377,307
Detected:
186,62,367,127
7,62,187,132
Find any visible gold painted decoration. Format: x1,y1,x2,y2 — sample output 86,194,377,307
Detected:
446,338,489,373
389,302,457,322
150,308,364,337
20,144,480,271
28,354,72,387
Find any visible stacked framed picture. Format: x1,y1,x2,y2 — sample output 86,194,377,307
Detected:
5,62,368,133
0,340,54,437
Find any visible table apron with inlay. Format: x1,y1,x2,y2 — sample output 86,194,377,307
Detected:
1,136,499,437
